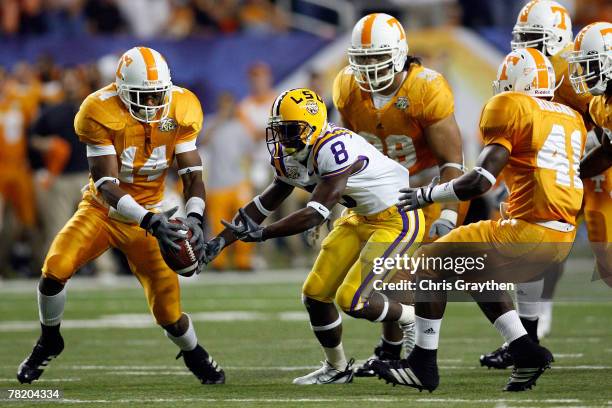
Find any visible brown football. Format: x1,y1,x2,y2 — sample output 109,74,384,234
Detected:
161,219,199,277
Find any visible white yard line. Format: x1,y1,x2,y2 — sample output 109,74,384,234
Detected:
7,397,588,405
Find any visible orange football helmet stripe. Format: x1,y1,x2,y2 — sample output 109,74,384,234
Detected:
526,48,549,89
361,14,379,47
138,47,158,81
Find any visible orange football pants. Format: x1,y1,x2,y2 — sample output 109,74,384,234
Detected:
417,218,576,283
583,169,612,286
0,165,36,227
42,197,181,325
206,183,253,269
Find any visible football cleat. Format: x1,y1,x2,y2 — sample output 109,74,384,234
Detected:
480,343,514,369
504,343,553,392
354,342,400,377
293,359,354,385
370,349,439,392
17,335,64,384
177,345,225,384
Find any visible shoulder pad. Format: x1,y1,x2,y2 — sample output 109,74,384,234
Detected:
172,87,203,132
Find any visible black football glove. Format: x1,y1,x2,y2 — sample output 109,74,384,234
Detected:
140,207,186,251
221,208,265,242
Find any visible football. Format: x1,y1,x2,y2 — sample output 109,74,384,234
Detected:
160,219,199,277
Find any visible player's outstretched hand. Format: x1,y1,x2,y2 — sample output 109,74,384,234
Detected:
398,177,438,212
180,216,205,254
143,207,187,251
221,208,265,242
201,236,225,266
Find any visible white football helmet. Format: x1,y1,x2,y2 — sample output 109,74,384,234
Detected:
115,47,172,123
568,22,612,95
493,48,556,98
347,13,408,93
511,0,572,56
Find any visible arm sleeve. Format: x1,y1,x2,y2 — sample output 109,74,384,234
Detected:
478,93,524,153
419,71,455,128
174,88,204,154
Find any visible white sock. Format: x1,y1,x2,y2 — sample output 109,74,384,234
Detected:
517,280,543,320
494,310,527,344
165,314,198,351
415,316,441,350
38,287,66,326
323,343,347,370
398,304,415,325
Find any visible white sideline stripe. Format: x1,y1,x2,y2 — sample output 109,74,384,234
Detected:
0,311,310,331
0,378,80,382
5,397,586,404
556,353,584,358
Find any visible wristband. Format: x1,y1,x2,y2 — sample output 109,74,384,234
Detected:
430,181,459,203
117,194,149,225
185,197,205,217
307,201,331,219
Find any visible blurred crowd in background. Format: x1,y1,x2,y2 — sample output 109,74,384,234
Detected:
0,0,610,279
0,0,290,38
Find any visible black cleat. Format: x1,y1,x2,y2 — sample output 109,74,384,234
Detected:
504,339,553,391
370,347,439,392
354,342,401,377
17,335,64,384
177,345,225,384
480,343,514,369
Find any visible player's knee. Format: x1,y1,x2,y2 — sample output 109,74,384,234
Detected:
161,313,188,337
302,274,332,303
43,254,76,285
334,283,358,313
38,276,65,296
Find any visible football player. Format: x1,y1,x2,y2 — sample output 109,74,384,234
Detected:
205,88,425,384
16,47,225,385
480,1,593,369
333,12,466,376
371,48,586,392
569,21,612,285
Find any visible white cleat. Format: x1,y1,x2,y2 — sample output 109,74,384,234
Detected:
537,301,553,339
292,359,354,385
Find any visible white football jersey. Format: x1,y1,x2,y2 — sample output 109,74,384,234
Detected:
270,123,410,215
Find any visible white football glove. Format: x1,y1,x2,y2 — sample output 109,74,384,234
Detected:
428,209,458,239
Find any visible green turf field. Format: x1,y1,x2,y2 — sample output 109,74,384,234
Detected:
1,262,611,408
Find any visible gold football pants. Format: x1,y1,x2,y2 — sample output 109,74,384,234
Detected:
42,198,181,325
303,206,425,312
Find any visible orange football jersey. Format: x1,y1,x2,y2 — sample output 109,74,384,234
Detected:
589,94,612,129
75,83,203,208
550,44,593,116
480,92,586,225
0,95,28,167
333,64,454,175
